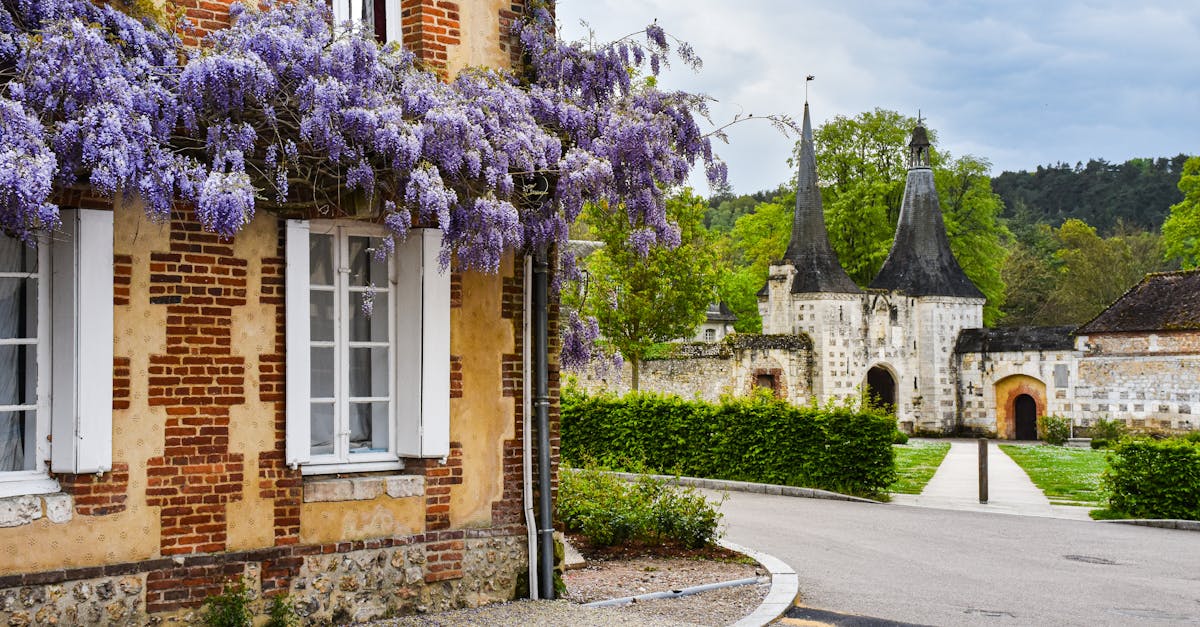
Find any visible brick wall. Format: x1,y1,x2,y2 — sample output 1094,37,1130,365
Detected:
143,209,247,557
401,0,461,71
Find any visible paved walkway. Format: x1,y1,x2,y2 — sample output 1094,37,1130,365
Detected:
890,440,1092,520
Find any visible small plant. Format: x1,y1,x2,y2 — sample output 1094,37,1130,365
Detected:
892,430,909,445
1089,417,1126,445
199,579,253,627
557,464,723,549
265,594,300,627
1037,414,1072,446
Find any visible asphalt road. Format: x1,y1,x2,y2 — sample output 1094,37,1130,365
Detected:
715,491,1200,626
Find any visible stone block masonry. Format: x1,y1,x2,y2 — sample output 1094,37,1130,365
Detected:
0,530,527,624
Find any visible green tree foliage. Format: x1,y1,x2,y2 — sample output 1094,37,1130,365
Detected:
1162,156,1200,269
578,190,720,389
992,155,1190,233
1045,219,1169,324
812,109,1009,323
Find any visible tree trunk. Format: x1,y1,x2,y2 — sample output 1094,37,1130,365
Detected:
631,357,640,391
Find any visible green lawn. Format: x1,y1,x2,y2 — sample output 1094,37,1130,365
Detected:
999,444,1109,506
890,442,951,494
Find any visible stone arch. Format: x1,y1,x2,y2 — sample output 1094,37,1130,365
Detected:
994,374,1047,440
863,363,898,414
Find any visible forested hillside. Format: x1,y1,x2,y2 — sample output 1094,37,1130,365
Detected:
992,156,1189,233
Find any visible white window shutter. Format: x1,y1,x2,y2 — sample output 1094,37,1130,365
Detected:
383,0,402,43
395,228,450,458
285,220,311,468
50,209,114,474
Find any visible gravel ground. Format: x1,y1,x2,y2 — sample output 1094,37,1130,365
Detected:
369,555,770,626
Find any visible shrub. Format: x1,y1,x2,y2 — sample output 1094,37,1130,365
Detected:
200,579,253,627
557,465,722,549
1089,417,1126,444
1104,438,1200,520
265,595,300,627
893,430,910,445
1037,414,1072,446
561,387,896,498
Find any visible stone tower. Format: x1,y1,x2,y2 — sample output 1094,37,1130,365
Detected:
759,102,863,402
867,120,985,430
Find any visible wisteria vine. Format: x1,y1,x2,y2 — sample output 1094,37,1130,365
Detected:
0,0,728,366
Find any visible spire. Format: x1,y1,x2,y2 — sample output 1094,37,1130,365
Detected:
869,119,983,299
781,101,859,294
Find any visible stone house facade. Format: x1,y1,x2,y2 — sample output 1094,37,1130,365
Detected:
0,1,558,624
582,102,1199,439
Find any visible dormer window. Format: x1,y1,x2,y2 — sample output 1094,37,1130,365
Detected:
332,0,400,43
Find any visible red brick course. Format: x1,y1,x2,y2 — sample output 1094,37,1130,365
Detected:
57,463,131,516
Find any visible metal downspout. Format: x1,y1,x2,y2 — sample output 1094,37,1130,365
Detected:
533,250,555,599
522,255,538,600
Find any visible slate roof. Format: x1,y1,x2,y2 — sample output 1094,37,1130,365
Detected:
781,103,860,294
869,123,984,299
955,326,1076,354
705,301,738,322
1075,269,1200,334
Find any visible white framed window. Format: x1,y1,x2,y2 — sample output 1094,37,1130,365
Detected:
286,220,449,475
704,328,716,342
0,209,114,498
331,0,401,43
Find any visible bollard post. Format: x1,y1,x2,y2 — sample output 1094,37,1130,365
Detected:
978,438,988,504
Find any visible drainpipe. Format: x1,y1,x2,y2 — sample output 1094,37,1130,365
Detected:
532,249,555,599
522,255,538,600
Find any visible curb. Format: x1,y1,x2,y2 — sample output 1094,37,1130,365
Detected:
719,539,799,627
593,470,882,504
1097,518,1200,532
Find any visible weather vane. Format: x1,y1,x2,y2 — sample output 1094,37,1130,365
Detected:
805,75,814,102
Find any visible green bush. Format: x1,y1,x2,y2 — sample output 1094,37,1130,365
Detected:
561,387,897,498
1037,414,1072,446
1104,438,1200,520
557,465,722,548
893,430,910,445
1089,418,1126,444
200,579,253,627
265,595,299,627
1090,438,1108,450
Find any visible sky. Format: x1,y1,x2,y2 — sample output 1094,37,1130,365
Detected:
557,0,1200,196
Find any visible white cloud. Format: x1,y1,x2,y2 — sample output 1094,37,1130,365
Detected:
556,0,1200,194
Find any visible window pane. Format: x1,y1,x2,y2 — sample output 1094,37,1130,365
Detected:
310,402,335,456
309,234,334,286
347,236,388,287
349,347,389,398
0,237,35,273
309,290,334,342
0,410,31,471
0,278,36,340
349,291,388,342
0,346,33,406
348,401,389,453
310,346,335,398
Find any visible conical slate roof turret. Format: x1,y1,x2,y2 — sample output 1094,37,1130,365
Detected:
781,103,860,294
869,120,983,299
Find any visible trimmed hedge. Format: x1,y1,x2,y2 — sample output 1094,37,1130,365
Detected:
1104,438,1200,520
561,388,897,498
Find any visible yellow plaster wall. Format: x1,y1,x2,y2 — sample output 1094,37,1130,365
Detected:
300,496,425,545
448,254,517,529
446,0,510,78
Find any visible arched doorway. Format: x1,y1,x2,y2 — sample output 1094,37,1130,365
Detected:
1014,394,1038,440
865,366,896,414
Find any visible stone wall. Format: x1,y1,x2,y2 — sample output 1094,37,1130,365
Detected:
0,531,526,625
577,335,812,403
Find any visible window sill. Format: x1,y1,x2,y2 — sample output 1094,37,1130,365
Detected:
0,491,72,528
0,475,61,500
302,474,425,503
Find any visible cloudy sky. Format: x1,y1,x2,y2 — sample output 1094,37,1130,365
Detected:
557,1,1200,195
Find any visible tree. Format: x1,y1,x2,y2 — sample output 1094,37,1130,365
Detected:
936,155,1009,324
1163,156,1200,269
578,190,720,389
1046,219,1167,324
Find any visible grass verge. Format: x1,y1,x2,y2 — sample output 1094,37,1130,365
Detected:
890,442,951,494
998,444,1108,506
